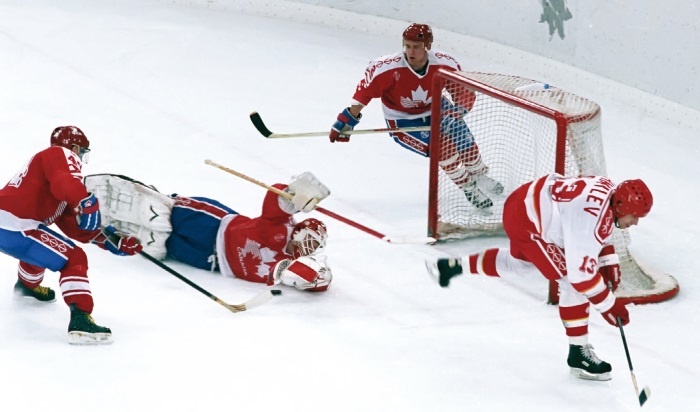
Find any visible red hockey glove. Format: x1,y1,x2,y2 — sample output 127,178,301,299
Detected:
92,225,143,256
598,245,621,292
601,298,630,327
76,193,102,231
329,107,361,143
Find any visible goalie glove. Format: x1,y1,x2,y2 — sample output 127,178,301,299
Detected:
598,245,621,292
279,172,331,213
271,255,332,292
91,225,143,256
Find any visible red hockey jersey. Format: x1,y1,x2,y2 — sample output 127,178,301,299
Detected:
0,146,94,242
217,184,295,284
351,49,462,120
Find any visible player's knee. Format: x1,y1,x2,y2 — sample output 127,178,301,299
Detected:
61,246,89,276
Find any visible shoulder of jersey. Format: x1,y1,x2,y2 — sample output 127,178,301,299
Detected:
429,49,461,69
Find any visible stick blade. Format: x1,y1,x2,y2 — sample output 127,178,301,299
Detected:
249,112,273,137
639,386,651,406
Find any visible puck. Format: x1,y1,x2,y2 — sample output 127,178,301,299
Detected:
271,289,282,296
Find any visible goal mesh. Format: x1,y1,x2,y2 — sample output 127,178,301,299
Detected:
428,70,678,305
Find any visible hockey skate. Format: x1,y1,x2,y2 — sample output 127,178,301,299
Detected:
68,304,113,345
474,173,504,195
426,258,463,287
463,182,493,209
567,344,612,381
14,279,56,302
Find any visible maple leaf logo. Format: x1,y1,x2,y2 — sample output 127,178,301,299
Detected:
239,238,279,280
400,85,431,108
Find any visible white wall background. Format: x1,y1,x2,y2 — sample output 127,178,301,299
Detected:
167,0,700,132
288,0,700,113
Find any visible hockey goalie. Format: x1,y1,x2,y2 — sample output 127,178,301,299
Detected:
84,172,333,292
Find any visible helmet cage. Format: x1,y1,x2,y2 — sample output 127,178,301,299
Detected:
291,218,328,259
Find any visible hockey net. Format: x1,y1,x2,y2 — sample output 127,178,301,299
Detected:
428,70,678,305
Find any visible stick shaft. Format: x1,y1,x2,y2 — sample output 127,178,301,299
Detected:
249,111,429,139
140,250,262,313
204,160,407,242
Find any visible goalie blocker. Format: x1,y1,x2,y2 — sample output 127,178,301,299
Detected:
84,172,334,292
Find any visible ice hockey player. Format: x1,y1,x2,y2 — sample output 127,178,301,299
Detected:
426,173,653,381
0,126,143,345
328,22,502,209
84,172,333,292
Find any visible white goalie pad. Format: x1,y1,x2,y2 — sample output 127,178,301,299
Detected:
84,174,175,260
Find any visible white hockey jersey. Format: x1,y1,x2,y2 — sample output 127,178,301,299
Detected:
524,173,617,287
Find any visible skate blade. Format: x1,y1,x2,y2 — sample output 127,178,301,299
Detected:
13,291,57,303
68,331,114,345
425,260,441,285
570,367,611,381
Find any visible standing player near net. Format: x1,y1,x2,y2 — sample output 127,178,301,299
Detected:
0,126,142,345
328,23,502,209
426,173,653,381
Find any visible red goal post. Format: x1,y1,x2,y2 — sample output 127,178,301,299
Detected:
428,69,679,305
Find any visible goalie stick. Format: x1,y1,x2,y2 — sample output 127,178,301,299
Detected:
249,111,430,139
204,159,436,244
140,250,281,313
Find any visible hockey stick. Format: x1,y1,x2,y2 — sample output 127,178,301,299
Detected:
616,315,651,407
249,111,430,139
139,250,280,313
204,159,436,244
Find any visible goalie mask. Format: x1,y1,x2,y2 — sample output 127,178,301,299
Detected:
290,218,328,259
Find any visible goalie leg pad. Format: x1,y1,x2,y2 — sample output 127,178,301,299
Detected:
84,174,176,259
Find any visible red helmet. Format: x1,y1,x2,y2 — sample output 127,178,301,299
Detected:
51,126,89,150
403,23,433,49
290,218,328,259
611,179,653,218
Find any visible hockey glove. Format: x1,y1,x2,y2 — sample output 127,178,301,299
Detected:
598,245,621,292
272,256,332,291
92,225,143,256
76,193,102,231
601,298,630,327
282,172,331,213
329,107,361,143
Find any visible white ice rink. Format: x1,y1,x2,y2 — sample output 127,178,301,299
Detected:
1,1,698,411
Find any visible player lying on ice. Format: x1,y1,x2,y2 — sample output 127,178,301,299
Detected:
0,126,143,345
426,173,654,381
84,171,333,292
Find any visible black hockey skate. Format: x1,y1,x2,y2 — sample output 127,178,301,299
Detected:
567,344,612,381
463,182,493,209
68,304,113,345
14,279,56,302
425,258,463,287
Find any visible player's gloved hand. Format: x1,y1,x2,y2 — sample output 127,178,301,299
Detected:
91,225,143,256
601,298,630,327
76,193,101,231
329,107,361,143
271,255,332,291
284,172,331,213
598,245,621,292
